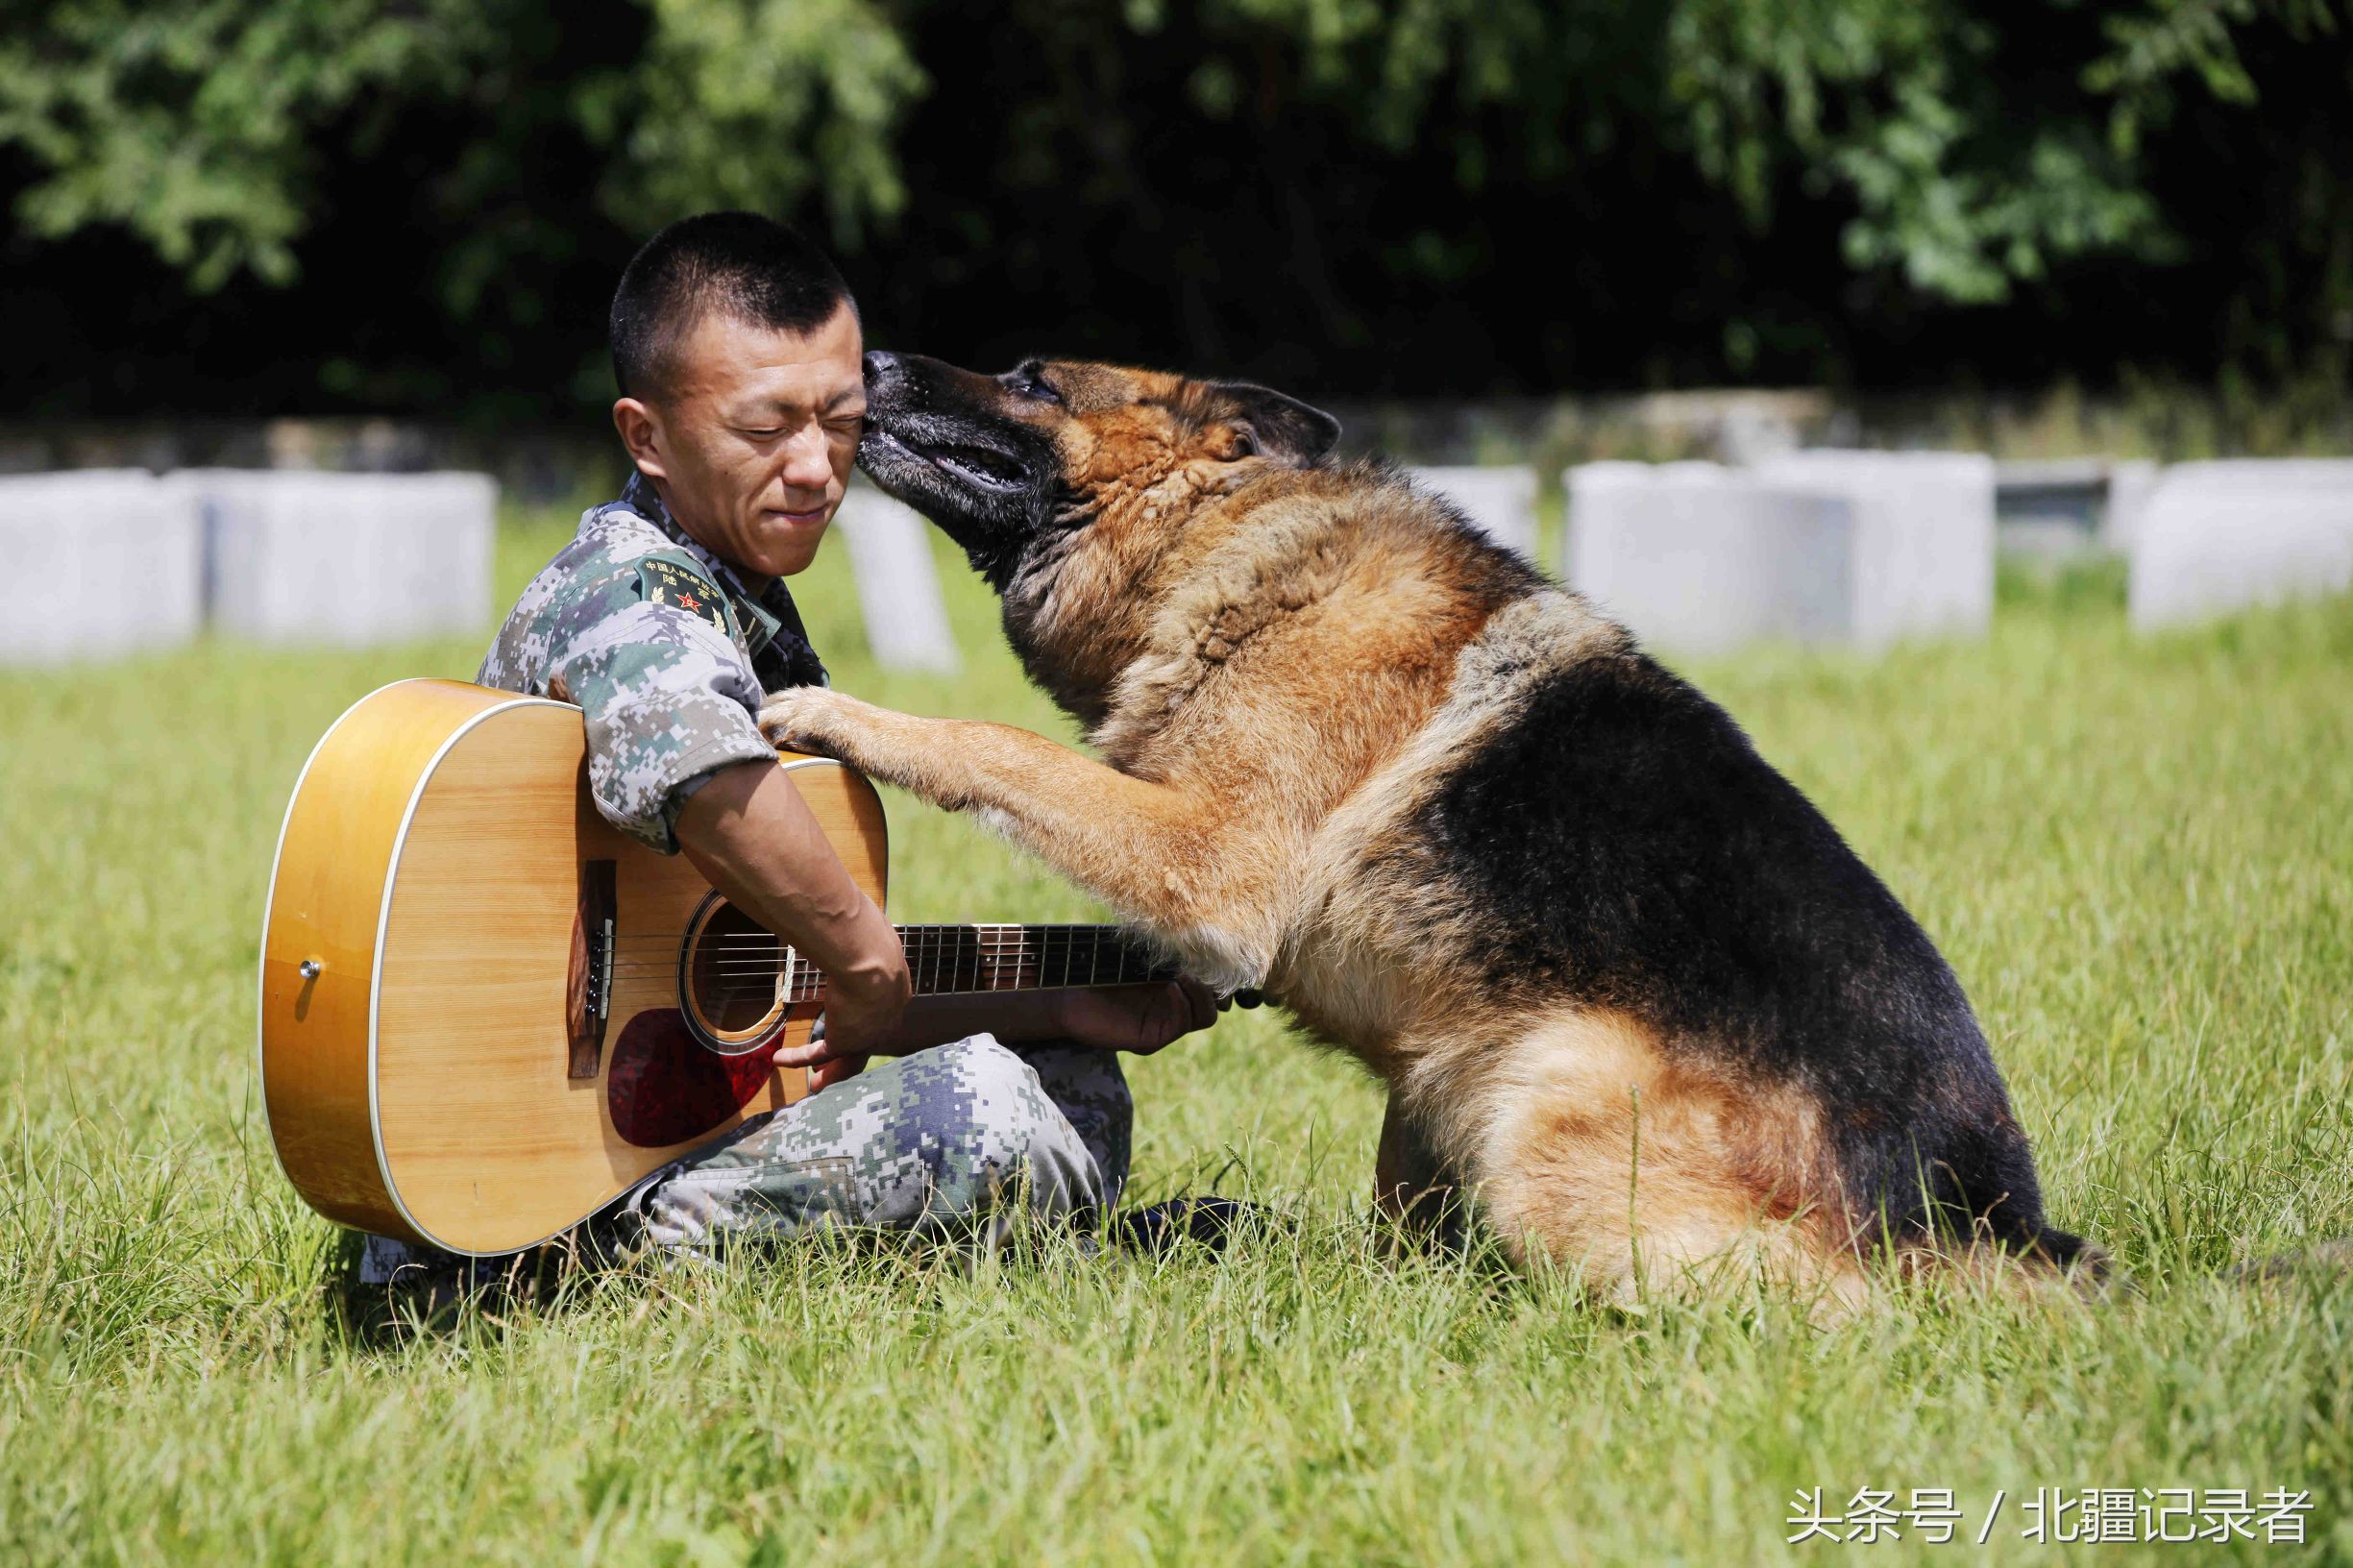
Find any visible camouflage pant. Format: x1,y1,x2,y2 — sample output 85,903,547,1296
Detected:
356,1035,1130,1283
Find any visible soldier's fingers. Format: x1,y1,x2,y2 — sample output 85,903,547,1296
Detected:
1179,978,1219,1032
809,1054,870,1091
773,1034,846,1068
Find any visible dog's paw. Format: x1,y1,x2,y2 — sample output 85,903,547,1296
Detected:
757,686,866,759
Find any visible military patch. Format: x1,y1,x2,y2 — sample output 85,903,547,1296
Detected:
635,557,732,638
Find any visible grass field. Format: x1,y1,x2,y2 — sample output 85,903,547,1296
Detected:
2,505,2350,1565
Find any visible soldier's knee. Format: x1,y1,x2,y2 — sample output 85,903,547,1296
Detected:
1012,1041,1132,1197
919,1034,1056,1162
904,1035,1099,1209
931,1032,1031,1088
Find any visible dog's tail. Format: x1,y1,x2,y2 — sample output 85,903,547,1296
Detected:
1952,1221,2127,1301
2022,1223,2109,1275
1992,1230,2353,1300
2227,1237,2353,1285
1879,1181,2120,1298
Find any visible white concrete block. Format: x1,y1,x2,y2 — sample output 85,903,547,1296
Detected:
173,470,497,645
2103,459,2160,553
1565,462,1857,655
2126,460,2353,630
1753,450,1997,645
1410,465,1540,559
832,478,961,674
0,470,203,665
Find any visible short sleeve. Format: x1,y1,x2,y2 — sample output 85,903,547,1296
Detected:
552,597,777,852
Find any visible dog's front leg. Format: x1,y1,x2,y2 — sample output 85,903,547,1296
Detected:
760,688,1274,983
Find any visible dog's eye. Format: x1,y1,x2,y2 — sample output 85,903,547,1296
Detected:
1011,365,1062,404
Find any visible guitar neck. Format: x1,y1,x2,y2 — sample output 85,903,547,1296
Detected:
896,923,1171,995
880,923,1171,997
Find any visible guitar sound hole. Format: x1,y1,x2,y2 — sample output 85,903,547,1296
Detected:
680,894,787,1054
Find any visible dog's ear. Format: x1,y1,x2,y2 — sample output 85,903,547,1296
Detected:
1213,382,1342,467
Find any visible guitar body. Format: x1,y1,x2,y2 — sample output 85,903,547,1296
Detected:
258,678,886,1256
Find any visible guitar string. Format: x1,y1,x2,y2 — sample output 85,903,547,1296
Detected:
634,927,1140,945
603,932,1160,983
607,931,1145,959
603,931,1148,969
605,933,1141,960
605,945,1135,970
686,967,1162,991
691,968,1166,1005
601,925,1143,959
609,928,1164,1001
600,926,1136,945
669,935,1160,987
601,923,1125,946
687,953,1168,994
606,932,1148,960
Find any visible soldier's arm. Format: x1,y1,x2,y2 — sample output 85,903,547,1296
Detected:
541,588,910,1086
889,982,1218,1056
671,765,1193,1064
673,759,911,1084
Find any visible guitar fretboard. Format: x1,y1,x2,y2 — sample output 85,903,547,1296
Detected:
777,924,1171,1001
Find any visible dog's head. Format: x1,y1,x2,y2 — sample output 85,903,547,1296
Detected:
856,352,1340,719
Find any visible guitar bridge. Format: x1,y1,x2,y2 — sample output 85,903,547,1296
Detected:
594,918,615,1018
567,859,619,1079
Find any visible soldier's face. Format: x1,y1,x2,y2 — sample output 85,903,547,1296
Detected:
616,301,866,579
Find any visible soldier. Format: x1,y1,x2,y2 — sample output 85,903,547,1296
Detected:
359,211,1220,1289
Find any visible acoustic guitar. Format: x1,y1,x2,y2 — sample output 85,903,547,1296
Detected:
258,678,1164,1256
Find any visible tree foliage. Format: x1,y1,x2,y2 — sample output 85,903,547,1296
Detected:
576,0,923,243
0,0,2344,416
0,0,494,288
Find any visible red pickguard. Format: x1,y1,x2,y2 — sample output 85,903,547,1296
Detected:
606,1010,781,1148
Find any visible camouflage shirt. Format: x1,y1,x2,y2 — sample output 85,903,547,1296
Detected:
478,472,829,852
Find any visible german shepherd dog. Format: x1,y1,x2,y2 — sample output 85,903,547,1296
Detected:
759,351,2102,1305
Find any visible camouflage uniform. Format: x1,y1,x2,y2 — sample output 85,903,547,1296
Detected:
475,470,831,853
357,474,1130,1284
605,1038,1131,1255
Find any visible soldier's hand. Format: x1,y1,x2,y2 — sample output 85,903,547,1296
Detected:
1052,978,1220,1055
776,969,907,1090
674,758,913,1093
807,1051,870,1092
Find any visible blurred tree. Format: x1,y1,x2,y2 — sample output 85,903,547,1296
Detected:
0,0,920,300
0,0,2343,419
576,0,922,243
0,0,499,288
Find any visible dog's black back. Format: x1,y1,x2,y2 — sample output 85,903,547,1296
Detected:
1419,636,2088,1263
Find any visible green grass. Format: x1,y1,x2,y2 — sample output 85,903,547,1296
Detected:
2,508,2349,1565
